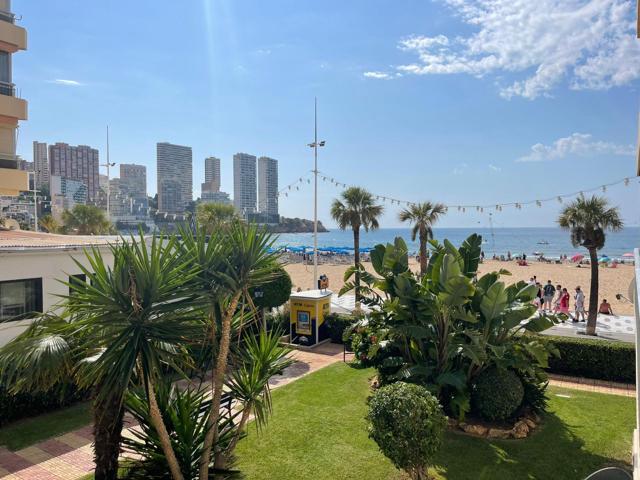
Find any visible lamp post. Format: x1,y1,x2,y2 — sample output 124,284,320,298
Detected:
28,171,38,232
100,126,116,220
307,98,325,289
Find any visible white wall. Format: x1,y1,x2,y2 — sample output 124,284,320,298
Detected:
0,247,115,346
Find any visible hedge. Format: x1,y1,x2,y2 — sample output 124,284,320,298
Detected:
0,383,88,427
543,335,635,384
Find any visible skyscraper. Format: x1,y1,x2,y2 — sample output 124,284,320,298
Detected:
204,156,221,192
0,1,28,196
157,142,192,214
48,143,100,201
233,153,257,215
258,156,278,220
33,141,49,189
119,163,147,199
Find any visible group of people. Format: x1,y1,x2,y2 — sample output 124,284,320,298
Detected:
528,276,614,323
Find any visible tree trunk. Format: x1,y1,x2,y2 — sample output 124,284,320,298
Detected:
92,393,125,480
586,248,599,335
199,292,242,480
219,403,253,468
145,376,184,480
353,227,361,303
419,227,427,277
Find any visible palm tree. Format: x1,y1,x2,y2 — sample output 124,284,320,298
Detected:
179,223,279,479
196,202,240,234
61,204,113,235
558,195,623,335
399,202,446,276
331,187,384,301
39,214,60,233
0,232,200,479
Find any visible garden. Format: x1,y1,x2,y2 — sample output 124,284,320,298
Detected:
0,228,635,479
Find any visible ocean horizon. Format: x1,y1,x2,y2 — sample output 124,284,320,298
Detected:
274,226,640,258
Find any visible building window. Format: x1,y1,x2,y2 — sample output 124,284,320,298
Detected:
0,51,11,91
0,278,43,321
69,273,87,295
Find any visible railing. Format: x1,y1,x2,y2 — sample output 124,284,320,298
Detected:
0,9,15,24
0,81,15,97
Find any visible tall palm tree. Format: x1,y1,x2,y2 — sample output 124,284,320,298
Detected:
61,204,113,235
331,187,384,301
196,202,240,234
558,195,623,335
0,232,200,480
179,223,279,479
398,202,446,276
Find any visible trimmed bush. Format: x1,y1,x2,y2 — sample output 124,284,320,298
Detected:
544,335,635,384
324,312,357,344
251,267,292,310
473,367,524,421
367,382,446,480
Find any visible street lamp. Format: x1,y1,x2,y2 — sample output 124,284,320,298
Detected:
28,171,38,232
307,98,325,290
101,125,116,220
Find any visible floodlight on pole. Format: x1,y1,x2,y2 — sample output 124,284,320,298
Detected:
308,98,325,289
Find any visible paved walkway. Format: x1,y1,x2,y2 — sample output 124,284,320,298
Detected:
0,343,343,480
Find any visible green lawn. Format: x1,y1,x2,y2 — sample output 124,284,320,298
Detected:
0,401,92,451
236,363,635,480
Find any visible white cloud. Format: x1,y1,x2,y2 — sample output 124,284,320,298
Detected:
452,162,468,175
363,71,392,79
516,133,634,162
488,164,501,172
392,0,640,99
49,79,83,86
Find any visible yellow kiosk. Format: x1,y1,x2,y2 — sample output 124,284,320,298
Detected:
289,289,332,347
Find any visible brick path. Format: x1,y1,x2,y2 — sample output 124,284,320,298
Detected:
0,343,343,479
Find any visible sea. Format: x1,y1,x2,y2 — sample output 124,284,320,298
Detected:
274,227,640,259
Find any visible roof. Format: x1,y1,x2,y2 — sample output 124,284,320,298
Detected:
0,229,119,252
290,289,334,300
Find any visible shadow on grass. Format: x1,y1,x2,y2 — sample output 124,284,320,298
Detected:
434,413,630,480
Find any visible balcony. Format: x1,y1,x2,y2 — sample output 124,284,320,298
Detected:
0,166,27,195
0,16,25,52
0,90,26,119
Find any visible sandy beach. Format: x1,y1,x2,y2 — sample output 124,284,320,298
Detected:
284,258,636,316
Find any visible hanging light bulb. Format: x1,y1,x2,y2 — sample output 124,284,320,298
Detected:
480,207,484,213
307,179,311,184
624,177,630,186
557,196,563,203
536,200,541,207
462,207,466,213
601,185,606,193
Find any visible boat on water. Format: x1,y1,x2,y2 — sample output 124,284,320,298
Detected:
537,240,549,245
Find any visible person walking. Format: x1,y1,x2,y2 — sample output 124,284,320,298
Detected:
553,284,562,312
543,280,556,312
573,286,586,323
535,282,544,312
559,287,570,322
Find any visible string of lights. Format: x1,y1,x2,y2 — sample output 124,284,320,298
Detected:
277,170,639,214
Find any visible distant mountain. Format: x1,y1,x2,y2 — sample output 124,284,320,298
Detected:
267,217,329,233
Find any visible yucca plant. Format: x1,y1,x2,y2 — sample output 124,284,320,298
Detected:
0,231,202,480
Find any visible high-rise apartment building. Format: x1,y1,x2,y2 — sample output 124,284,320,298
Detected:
233,153,257,215
157,142,192,214
119,163,147,199
0,0,28,196
258,156,278,219
48,143,100,201
32,141,49,189
204,156,221,192
50,175,88,220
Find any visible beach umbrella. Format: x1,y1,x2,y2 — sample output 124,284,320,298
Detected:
622,253,634,258
598,255,610,263
570,254,584,263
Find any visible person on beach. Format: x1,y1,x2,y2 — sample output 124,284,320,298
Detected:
507,251,512,261
543,280,556,312
598,299,613,315
559,288,570,321
535,283,544,312
553,284,562,312
573,286,586,322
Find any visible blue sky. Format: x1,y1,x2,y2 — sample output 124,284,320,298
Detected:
14,0,640,228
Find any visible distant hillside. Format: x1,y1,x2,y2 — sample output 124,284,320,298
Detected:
267,217,329,233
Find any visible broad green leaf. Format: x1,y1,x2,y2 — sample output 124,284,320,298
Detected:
458,234,482,278
436,370,467,391
439,254,462,288
523,314,556,332
501,304,537,330
480,281,508,321
439,275,474,306
453,309,479,323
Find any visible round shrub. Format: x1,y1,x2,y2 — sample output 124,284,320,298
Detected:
251,266,292,310
472,367,524,421
367,382,446,480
